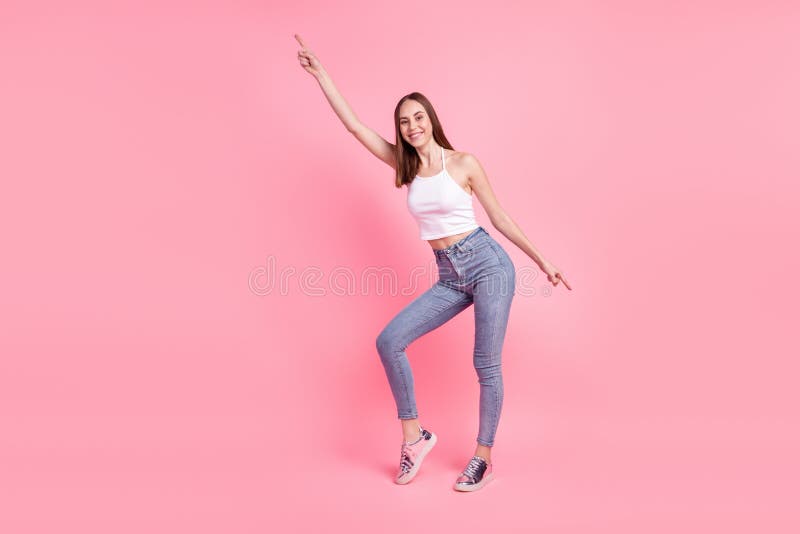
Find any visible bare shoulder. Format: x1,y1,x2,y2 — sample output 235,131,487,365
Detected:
442,149,477,194
448,150,505,220
447,150,481,170
447,150,488,180
448,150,499,199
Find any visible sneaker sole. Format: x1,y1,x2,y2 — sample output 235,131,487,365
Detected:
395,432,438,485
453,472,494,492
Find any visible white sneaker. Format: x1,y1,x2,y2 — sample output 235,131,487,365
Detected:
395,427,437,484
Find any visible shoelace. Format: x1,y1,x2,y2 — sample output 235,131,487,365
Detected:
398,429,425,475
399,443,415,474
461,456,486,480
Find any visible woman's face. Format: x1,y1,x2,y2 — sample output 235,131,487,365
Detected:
398,101,431,146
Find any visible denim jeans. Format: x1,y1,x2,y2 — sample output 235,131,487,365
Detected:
375,226,516,447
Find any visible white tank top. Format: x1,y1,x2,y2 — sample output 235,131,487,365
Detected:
406,146,479,240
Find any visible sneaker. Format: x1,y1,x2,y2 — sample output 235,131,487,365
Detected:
453,455,493,492
395,426,437,484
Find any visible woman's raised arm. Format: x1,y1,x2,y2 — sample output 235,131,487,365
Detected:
295,34,396,169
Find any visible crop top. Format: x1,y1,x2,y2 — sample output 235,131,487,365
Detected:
406,146,480,240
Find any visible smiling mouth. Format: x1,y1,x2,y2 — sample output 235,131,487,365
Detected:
409,132,422,140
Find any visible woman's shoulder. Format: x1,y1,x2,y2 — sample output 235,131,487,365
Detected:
445,149,480,172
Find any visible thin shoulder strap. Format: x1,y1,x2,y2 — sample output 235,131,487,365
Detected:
441,145,446,171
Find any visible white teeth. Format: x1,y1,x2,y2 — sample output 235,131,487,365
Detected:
410,133,422,139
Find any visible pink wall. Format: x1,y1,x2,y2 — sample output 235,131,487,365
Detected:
1,1,798,532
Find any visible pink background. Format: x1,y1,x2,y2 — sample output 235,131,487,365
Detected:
1,1,798,532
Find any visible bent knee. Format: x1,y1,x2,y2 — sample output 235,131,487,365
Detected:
376,329,395,356
376,327,405,356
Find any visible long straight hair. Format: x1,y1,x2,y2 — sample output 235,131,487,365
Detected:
393,92,455,188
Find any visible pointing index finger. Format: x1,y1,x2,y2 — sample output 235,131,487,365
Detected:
294,34,308,49
557,273,572,290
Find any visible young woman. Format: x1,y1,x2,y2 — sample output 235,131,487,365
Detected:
295,34,572,492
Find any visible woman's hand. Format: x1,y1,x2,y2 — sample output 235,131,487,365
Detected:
295,34,325,79
541,260,572,290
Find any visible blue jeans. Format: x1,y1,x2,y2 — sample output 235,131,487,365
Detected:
376,226,516,447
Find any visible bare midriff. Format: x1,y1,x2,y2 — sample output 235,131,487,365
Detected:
427,229,474,251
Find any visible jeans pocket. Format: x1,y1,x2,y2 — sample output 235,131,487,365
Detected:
470,242,501,269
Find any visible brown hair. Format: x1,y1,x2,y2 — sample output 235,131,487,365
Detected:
393,92,455,188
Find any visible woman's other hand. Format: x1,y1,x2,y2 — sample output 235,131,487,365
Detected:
541,260,572,290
